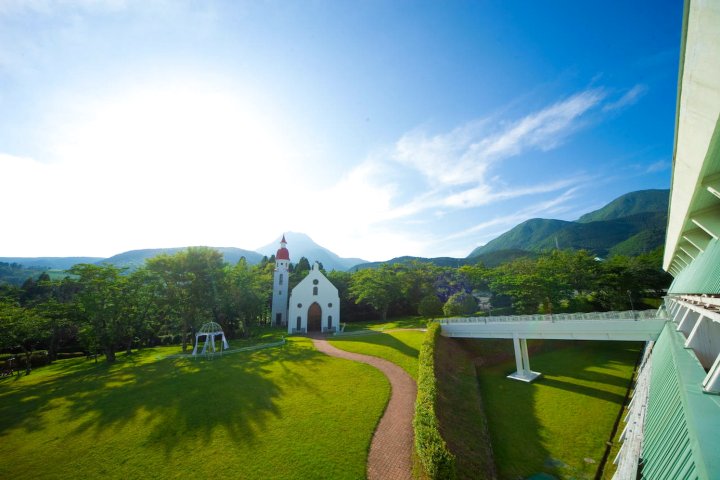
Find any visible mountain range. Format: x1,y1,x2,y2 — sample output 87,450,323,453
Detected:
353,189,670,270
467,189,669,258
1,189,669,278
0,232,367,274
256,232,366,272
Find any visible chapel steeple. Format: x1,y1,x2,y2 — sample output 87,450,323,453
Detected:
271,234,290,326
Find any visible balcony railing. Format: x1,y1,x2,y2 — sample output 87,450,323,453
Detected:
439,309,663,325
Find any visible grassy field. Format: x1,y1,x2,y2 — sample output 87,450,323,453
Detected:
0,337,389,479
328,330,425,380
475,340,641,480
342,316,429,332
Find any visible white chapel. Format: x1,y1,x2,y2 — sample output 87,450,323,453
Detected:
269,235,340,334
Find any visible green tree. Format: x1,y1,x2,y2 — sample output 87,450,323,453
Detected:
418,294,443,319
395,262,437,315
69,264,127,363
489,254,572,314
34,297,76,362
119,268,161,354
221,258,269,336
0,300,47,374
458,263,490,291
443,291,477,316
349,265,401,320
594,251,670,311
290,256,311,290
147,247,225,352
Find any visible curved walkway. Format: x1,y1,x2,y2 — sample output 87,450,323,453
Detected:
311,337,417,480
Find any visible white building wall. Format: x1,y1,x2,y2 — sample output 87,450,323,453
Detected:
288,263,340,334
271,258,290,326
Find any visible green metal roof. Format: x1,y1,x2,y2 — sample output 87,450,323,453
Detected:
669,237,720,294
642,324,720,479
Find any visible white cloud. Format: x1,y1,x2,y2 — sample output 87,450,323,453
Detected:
0,82,639,261
602,84,647,112
645,159,670,173
286,88,608,259
439,186,581,248
481,89,605,156
391,89,604,190
441,176,583,209
364,89,605,222
1,82,315,256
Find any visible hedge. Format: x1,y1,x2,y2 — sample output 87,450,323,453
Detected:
413,322,456,479
56,352,86,360
1,350,50,369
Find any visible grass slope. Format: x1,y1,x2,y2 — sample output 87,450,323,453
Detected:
435,335,497,479
476,341,640,479
0,338,389,479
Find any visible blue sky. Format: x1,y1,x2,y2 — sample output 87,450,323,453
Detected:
0,0,682,261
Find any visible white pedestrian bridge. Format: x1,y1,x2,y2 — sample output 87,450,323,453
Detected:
439,309,668,382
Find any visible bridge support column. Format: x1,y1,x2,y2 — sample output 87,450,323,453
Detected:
507,334,541,382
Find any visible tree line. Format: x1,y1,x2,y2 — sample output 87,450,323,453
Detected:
0,246,671,368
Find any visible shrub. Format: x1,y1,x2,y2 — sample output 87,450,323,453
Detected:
7,350,51,369
157,334,179,346
56,352,86,360
419,295,444,319
443,292,477,317
413,322,455,479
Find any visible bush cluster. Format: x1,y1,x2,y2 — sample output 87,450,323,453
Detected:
156,334,183,345
413,322,455,479
56,352,86,360
1,350,50,369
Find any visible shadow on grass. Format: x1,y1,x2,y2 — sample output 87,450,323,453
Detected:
471,340,641,479
537,377,625,404
332,332,419,360
0,340,325,456
436,336,498,479
476,362,550,479
344,316,428,331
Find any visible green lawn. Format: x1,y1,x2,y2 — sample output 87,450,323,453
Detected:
328,330,425,380
0,337,389,479
476,341,640,479
342,316,429,332
435,335,496,480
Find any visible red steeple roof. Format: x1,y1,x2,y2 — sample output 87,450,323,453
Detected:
276,235,289,260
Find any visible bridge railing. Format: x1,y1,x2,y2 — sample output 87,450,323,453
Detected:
439,309,664,324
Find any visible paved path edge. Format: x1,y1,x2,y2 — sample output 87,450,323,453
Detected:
311,337,417,480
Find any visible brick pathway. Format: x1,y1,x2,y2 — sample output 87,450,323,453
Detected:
311,337,417,480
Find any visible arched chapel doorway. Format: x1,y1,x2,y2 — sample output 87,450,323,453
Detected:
307,303,322,332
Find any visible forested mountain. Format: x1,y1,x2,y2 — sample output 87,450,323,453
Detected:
577,189,669,223
352,249,533,271
468,219,571,256
102,247,263,270
0,189,668,279
468,189,669,258
0,257,103,270
0,248,262,275
256,232,367,271
1,234,364,279
0,262,46,285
